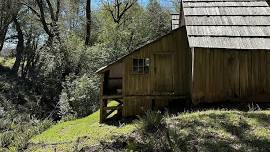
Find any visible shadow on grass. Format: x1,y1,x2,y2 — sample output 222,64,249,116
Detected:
0,65,11,72
103,100,270,128
104,115,137,127
169,111,270,152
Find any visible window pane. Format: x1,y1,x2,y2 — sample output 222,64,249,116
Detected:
139,59,144,66
133,66,138,73
133,58,150,74
133,59,139,67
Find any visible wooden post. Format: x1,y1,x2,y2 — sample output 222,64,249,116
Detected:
100,99,108,123
100,74,105,123
116,99,123,117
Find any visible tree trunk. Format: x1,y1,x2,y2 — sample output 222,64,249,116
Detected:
85,0,91,46
12,16,24,74
0,27,9,52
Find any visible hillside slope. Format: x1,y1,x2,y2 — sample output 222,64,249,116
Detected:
27,108,270,152
28,105,136,152
165,110,270,152
83,110,270,152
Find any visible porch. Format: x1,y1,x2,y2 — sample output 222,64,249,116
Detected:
99,63,124,123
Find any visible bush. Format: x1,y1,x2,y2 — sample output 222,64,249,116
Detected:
59,74,99,118
0,131,15,148
128,111,178,152
0,115,53,151
136,111,165,134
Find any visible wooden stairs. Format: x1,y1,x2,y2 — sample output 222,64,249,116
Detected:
100,95,123,123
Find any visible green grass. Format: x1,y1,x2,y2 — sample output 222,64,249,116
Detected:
28,102,136,152
27,104,270,152
0,56,15,68
165,110,270,152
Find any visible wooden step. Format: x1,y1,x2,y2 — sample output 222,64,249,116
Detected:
104,105,122,111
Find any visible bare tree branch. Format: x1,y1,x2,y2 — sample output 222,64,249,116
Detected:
35,0,53,37
20,2,41,18
45,0,55,21
55,0,60,22
101,0,137,24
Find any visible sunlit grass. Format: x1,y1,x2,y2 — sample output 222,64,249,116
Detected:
28,101,136,152
27,103,270,152
0,56,15,68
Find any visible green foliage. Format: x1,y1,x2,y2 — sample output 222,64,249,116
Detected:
62,33,86,72
129,111,171,152
80,44,110,74
0,131,14,148
1,0,172,121
0,56,15,68
59,74,99,118
0,71,54,151
96,1,171,62
128,110,270,152
145,0,171,39
136,111,165,134
0,111,53,151
0,0,173,151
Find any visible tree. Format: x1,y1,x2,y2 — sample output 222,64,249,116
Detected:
0,0,173,123
101,0,137,24
0,0,18,52
144,0,171,40
12,15,24,74
34,0,61,42
171,0,181,13
85,0,91,46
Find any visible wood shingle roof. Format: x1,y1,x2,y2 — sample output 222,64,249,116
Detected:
182,0,270,49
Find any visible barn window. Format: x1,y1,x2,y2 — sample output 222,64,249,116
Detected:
133,58,150,74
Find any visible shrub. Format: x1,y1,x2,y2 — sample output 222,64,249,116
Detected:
59,74,99,118
0,107,53,151
136,111,165,134
0,131,15,148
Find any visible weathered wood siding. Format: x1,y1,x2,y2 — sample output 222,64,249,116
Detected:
192,48,270,103
123,97,170,117
123,27,191,96
121,27,191,117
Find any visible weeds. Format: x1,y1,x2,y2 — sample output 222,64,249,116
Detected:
128,110,270,152
136,111,165,134
0,115,53,151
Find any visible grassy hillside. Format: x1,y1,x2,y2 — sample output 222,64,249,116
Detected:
166,110,270,152
123,110,270,152
27,106,270,151
28,103,136,152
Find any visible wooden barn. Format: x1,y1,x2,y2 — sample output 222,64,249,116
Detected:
97,0,270,122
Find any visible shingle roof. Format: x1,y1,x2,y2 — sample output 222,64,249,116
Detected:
182,0,270,49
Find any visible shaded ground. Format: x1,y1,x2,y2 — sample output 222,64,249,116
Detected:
82,110,270,152
165,110,270,152
168,99,270,114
